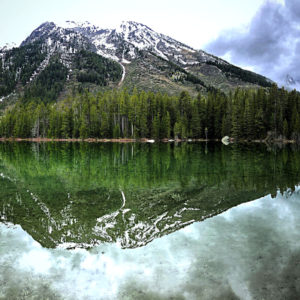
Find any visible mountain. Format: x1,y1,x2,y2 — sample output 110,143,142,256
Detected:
21,21,217,64
0,20,272,109
285,74,300,90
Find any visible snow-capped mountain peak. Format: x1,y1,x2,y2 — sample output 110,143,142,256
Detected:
117,20,153,34
56,20,101,33
18,20,214,65
115,20,197,61
64,20,92,28
7,23,224,87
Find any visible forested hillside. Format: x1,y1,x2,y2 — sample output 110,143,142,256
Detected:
0,42,46,97
0,85,299,141
23,59,68,102
0,43,123,108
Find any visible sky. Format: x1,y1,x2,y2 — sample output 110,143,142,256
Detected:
0,0,295,87
207,0,299,87
0,0,267,48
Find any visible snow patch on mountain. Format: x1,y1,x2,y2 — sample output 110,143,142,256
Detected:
118,64,126,86
21,20,214,66
15,19,223,72
285,74,300,90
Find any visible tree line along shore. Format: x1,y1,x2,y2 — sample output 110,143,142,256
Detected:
0,85,299,142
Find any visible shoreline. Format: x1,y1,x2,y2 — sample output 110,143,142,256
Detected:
0,137,297,144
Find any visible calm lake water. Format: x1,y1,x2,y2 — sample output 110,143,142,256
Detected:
0,142,300,299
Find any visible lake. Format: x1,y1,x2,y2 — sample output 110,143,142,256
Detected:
0,142,299,299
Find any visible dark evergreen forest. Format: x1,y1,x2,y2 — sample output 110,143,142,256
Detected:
0,85,299,141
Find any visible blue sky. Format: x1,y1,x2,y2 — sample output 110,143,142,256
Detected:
0,0,267,48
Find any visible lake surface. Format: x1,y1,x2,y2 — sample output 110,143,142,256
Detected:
0,142,300,299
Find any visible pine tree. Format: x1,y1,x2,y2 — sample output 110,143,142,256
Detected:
231,100,242,140
153,112,160,139
254,108,264,139
243,97,254,139
190,103,201,138
283,119,289,139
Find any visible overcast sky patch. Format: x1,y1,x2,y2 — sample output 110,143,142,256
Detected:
206,0,300,88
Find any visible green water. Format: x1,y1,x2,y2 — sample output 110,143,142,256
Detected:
0,142,300,249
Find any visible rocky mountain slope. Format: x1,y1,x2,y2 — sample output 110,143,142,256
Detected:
0,20,272,109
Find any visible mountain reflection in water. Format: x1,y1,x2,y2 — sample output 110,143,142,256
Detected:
0,142,299,249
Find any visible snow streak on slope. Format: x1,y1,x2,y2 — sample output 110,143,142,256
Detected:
118,64,126,86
